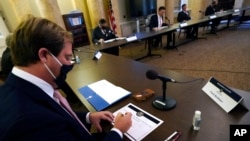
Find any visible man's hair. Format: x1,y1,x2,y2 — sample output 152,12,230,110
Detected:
212,0,217,5
11,15,72,66
99,19,107,24
182,4,187,9
5,33,13,48
158,6,166,11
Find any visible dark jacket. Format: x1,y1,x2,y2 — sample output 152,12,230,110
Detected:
149,14,168,30
0,73,121,141
205,5,220,16
177,11,191,22
92,26,116,44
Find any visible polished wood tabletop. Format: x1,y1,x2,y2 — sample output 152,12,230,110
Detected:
67,50,250,141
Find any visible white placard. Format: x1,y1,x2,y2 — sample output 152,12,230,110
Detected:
126,36,137,42
209,15,217,19
234,9,240,13
202,77,244,113
113,103,163,141
93,50,102,60
179,23,188,27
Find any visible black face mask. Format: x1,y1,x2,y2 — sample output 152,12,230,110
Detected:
54,64,74,88
44,52,74,88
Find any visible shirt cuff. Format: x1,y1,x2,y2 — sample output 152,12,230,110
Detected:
111,128,123,139
86,112,91,124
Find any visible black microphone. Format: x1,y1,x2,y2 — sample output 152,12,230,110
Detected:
145,69,176,111
146,70,176,83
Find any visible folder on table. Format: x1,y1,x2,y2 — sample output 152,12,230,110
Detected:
78,79,131,111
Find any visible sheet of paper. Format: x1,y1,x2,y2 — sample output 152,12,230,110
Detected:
88,80,130,104
113,103,163,141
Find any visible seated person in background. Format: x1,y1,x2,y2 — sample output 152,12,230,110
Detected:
92,19,117,44
1,33,14,79
177,4,198,38
205,0,222,33
0,15,132,141
149,6,173,48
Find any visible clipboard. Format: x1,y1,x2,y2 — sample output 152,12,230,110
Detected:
113,103,163,141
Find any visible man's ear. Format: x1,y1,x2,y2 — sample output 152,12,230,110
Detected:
38,48,49,63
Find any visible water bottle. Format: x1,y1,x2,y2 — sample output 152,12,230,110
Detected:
192,110,201,131
75,55,80,64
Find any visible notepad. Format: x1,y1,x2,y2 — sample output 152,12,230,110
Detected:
78,79,131,111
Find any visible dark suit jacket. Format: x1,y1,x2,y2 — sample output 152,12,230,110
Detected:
205,5,215,16
205,5,221,16
177,11,191,22
92,26,116,44
0,73,121,141
149,14,168,30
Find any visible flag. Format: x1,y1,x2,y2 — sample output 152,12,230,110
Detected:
108,0,117,34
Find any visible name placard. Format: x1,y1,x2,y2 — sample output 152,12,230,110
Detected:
93,50,102,60
126,36,137,42
209,15,217,19
234,9,240,13
202,77,246,113
179,22,188,27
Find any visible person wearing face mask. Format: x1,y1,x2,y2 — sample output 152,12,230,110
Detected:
0,15,132,141
92,19,117,44
177,4,198,38
205,0,222,33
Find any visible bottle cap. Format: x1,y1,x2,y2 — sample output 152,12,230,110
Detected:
195,110,201,116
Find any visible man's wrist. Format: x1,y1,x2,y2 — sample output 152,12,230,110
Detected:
111,128,123,139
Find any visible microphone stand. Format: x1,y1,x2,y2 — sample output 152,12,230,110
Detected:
152,79,176,110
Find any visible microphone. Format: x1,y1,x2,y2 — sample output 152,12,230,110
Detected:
146,69,176,111
146,70,176,83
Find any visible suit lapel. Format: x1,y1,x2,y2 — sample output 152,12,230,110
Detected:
6,73,75,120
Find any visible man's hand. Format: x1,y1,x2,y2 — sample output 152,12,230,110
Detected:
113,112,132,133
89,111,114,132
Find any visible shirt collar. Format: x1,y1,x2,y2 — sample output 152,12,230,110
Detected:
12,67,54,99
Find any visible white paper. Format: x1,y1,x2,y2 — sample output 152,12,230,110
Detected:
113,103,163,141
88,80,130,104
104,38,115,43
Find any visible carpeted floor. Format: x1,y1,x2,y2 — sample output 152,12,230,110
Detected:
119,23,250,92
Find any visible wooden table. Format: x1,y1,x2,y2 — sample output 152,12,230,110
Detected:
67,50,250,141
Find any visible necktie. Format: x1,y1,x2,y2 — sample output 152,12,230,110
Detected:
53,90,91,135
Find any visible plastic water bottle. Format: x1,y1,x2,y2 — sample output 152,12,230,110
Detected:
192,110,201,131
75,55,80,64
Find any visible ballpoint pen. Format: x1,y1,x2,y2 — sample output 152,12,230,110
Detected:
164,131,178,141
172,131,182,141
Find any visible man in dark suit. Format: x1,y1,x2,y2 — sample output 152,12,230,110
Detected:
205,0,222,33
149,6,173,49
0,15,132,141
92,19,117,44
177,4,198,38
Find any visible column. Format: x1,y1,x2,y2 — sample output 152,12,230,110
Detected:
165,0,175,24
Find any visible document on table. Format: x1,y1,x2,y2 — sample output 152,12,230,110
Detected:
113,103,163,141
